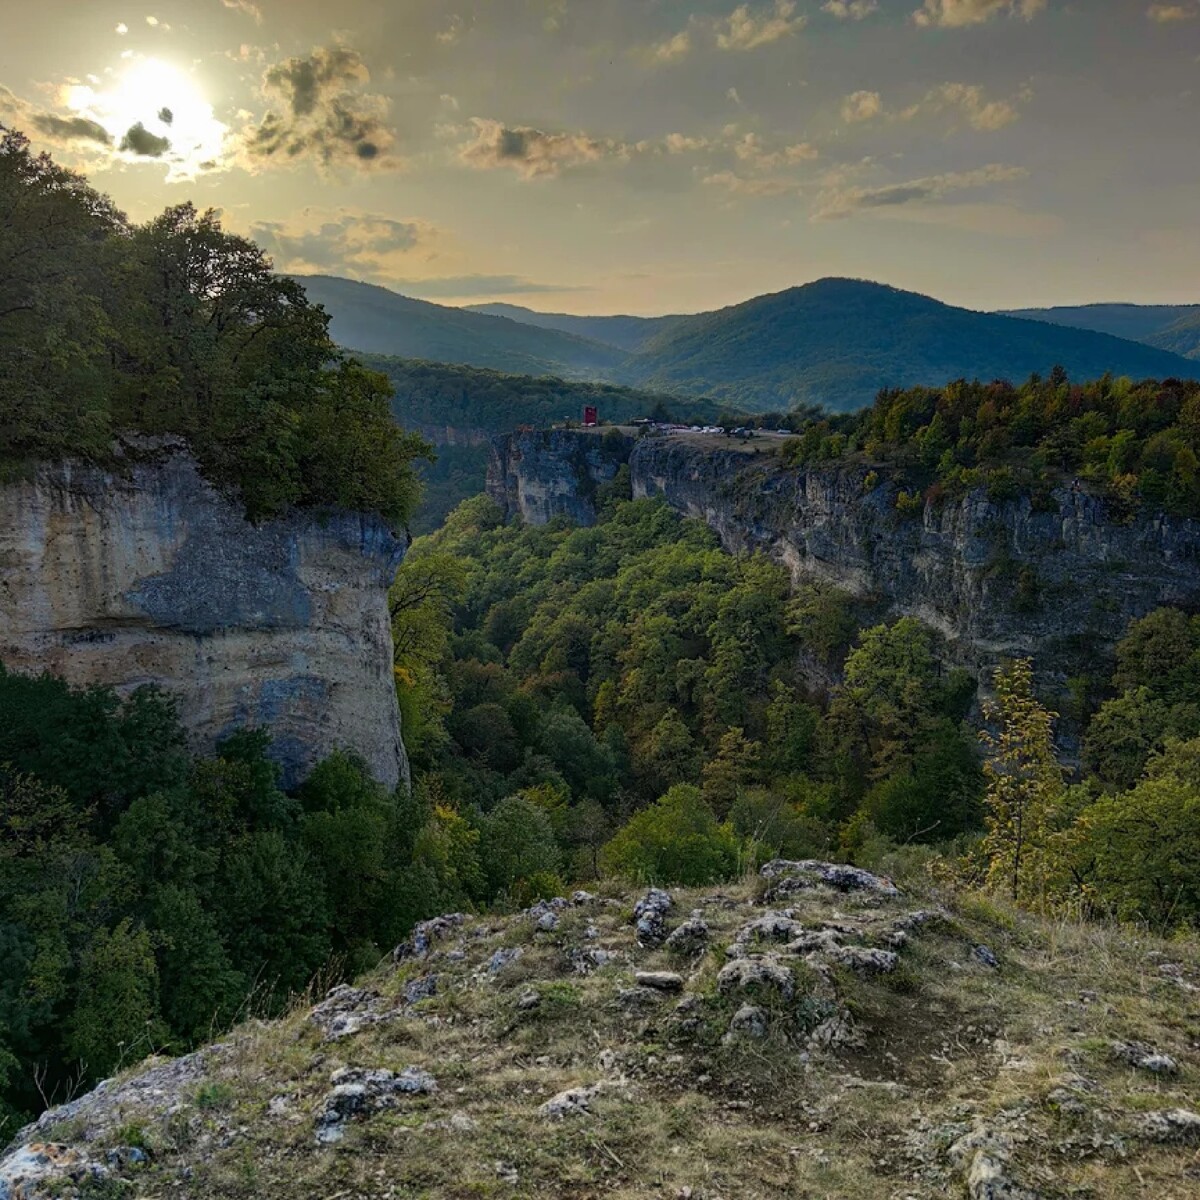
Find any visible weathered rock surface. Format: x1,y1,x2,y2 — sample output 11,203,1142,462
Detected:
0,439,408,788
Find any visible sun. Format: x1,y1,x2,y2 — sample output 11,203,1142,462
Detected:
64,58,227,179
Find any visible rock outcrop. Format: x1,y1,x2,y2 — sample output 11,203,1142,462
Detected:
487,428,1200,683
0,439,409,789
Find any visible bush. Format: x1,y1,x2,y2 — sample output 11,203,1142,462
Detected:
601,785,741,886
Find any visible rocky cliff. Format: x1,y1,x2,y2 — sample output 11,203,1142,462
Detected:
488,428,1200,682
0,439,409,790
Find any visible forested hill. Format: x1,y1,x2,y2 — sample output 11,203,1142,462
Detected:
621,279,1200,411
307,274,1200,413
1005,302,1200,360
293,275,627,378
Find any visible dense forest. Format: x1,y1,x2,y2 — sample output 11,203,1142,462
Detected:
0,669,434,1137
0,127,428,528
782,371,1200,516
391,490,1200,928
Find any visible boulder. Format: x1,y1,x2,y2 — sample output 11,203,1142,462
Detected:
633,888,673,945
759,860,900,899
716,956,795,1001
634,971,685,992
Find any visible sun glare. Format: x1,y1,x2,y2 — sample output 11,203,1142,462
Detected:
65,58,227,178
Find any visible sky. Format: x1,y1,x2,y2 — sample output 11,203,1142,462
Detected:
1,0,1199,315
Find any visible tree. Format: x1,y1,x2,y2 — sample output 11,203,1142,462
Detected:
1059,739,1200,926
635,709,701,798
980,660,1065,901
478,795,562,901
601,785,740,886
700,727,762,816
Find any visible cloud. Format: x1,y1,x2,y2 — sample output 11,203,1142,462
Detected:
637,29,693,64
0,85,113,148
716,1,806,50
912,0,1047,27
237,45,399,172
221,0,264,23
457,118,627,178
814,163,1027,218
822,0,879,17
1147,3,1197,20
926,81,1024,129
665,132,711,154
842,90,883,123
436,14,466,44
250,210,435,279
120,121,171,157
733,132,818,168
703,170,798,197
841,82,1026,130
116,22,128,34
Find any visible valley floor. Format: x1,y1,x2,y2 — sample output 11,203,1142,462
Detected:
3,862,1199,1199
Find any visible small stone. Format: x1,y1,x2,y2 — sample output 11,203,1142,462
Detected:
540,1081,614,1119
1111,1040,1179,1074
727,1004,769,1040
634,970,685,992
827,945,899,975
517,989,541,1011
665,916,710,955
973,945,1000,969
717,955,795,1001
1139,1108,1200,1143
404,973,438,1004
633,888,673,945
393,913,467,962
487,946,523,975
572,890,597,905
536,911,560,932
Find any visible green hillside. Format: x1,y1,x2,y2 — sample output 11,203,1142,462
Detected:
1002,302,1200,349
293,275,627,378
626,279,1200,411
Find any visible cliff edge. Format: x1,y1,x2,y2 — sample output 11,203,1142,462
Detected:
488,428,1200,682
0,439,409,790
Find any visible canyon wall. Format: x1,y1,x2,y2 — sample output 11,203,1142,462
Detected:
0,440,409,790
488,428,1200,681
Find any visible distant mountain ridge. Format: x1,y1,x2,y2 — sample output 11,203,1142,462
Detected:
293,275,626,379
297,274,1200,412
463,302,687,352
1004,302,1200,360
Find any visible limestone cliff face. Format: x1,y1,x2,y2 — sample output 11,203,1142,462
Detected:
488,429,1200,680
0,440,409,790
486,427,630,527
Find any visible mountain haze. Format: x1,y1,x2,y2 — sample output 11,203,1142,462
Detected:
464,302,686,352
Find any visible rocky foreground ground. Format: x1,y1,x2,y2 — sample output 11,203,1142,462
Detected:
2,860,1198,1199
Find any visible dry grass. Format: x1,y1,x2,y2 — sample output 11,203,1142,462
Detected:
37,877,1200,1199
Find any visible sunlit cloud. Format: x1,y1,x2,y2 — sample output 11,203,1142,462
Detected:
457,118,628,178
913,0,1047,27
237,45,400,173
814,163,1028,219
636,29,693,65
717,1,806,50
249,209,436,278
221,0,264,23
823,0,879,18
842,90,883,123
1146,3,1197,20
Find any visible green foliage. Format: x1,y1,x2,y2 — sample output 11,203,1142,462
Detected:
1059,739,1200,927
479,794,563,902
784,373,1200,518
600,785,740,886
0,671,431,1126
0,129,428,528
979,659,1066,902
